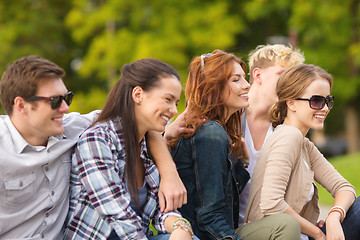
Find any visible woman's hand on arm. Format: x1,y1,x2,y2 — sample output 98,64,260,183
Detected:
164,216,193,240
163,107,195,142
147,131,187,212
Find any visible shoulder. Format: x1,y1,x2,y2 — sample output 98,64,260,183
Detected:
79,118,120,143
63,110,100,139
194,121,228,141
270,124,303,145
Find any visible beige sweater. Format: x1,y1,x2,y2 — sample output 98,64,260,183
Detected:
245,124,356,224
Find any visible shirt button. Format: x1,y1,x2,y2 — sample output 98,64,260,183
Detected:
45,212,49,217
51,191,55,196
41,233,44,238
44,166,49,172
19,181,23,187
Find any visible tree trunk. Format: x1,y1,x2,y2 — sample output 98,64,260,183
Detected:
345,105,359,153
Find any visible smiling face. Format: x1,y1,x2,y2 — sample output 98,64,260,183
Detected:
134,75,181,138
286,78,331,135
222,62,250,121
21,78,70,145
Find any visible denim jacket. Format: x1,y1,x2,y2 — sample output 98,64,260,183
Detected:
171,121,250,240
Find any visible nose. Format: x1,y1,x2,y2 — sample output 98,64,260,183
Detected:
58,99,70,113
169,104,178,117
242,77,250,89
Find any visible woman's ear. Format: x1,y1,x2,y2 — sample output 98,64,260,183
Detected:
286,99,297,112
132,86,143,104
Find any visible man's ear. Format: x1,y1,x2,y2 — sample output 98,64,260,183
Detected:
132,86,144,104
252,68,262,85
13,96,27,113
286,99,297,112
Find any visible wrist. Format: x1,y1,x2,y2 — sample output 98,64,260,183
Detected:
172,217,193,238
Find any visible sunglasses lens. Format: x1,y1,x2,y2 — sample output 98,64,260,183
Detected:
64,92,73,106
326,96,334,109
310,96,325,110
50,96,63,109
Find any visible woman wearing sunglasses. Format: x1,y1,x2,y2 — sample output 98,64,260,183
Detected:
170,50,301,240
245,64,360,240
64,58,196,240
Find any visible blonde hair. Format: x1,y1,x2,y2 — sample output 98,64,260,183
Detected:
270,64,333,127
248,44,305,84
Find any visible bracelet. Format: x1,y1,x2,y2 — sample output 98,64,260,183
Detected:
172,218,194,238
328,206,346,222
240,158,249,168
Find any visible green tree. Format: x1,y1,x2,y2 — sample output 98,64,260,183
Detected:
243,0,360,153
65,0,247,113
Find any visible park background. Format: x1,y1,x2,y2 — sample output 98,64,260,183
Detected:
0,0,359,207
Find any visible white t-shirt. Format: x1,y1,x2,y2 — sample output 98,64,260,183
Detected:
238,113,273,226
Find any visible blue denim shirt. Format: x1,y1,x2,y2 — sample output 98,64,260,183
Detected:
171,121,250,240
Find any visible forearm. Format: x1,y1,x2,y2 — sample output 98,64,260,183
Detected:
147,130,177,173
332,190,355,213
147,130,186,212
284,206,324,239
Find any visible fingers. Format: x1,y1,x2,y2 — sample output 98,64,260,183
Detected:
159,191,166,212
164,188,187,212
241,137,250,163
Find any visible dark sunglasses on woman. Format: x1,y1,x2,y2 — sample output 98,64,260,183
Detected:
295,95,334,110
24,91,74,110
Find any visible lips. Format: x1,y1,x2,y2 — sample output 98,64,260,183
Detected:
240,93,248,98
53,116,64,123
161,115,170,122
314,114,326,121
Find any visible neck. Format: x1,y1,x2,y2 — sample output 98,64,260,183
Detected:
283,118,308,137
247,89,273,121
10,116,48,146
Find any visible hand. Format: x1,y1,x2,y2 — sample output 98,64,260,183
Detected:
316,219,325,228
158,170,187,212
240,137,249,164
164,104,206,142
325,212,345,240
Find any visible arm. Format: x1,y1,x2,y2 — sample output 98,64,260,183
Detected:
284,207,325,240
307,139,355,239
192,123,242,240
147,131,187,212
164,216,193,240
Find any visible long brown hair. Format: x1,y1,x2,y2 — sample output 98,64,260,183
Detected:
94,58,180,205
270,64,333,127
170,49,246,158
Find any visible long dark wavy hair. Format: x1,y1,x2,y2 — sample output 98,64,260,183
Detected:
170,49,247,159
94,58,180,205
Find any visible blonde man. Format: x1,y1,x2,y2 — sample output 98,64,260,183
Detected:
238,44,305,225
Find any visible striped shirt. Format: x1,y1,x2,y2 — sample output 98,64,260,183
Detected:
64,117,180,240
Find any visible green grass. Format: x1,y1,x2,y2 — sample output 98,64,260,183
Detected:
316,153,360,206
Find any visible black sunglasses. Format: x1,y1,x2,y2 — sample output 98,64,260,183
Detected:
295,95,334,110
25,91,74,110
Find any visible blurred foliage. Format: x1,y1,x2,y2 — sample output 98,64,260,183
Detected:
0,0,359,139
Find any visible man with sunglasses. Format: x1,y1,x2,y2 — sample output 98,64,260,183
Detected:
0,56,186,239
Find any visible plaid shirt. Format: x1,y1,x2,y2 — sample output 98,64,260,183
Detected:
64,117,180,240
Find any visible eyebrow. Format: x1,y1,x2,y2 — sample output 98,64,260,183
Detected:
166,93,180,101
